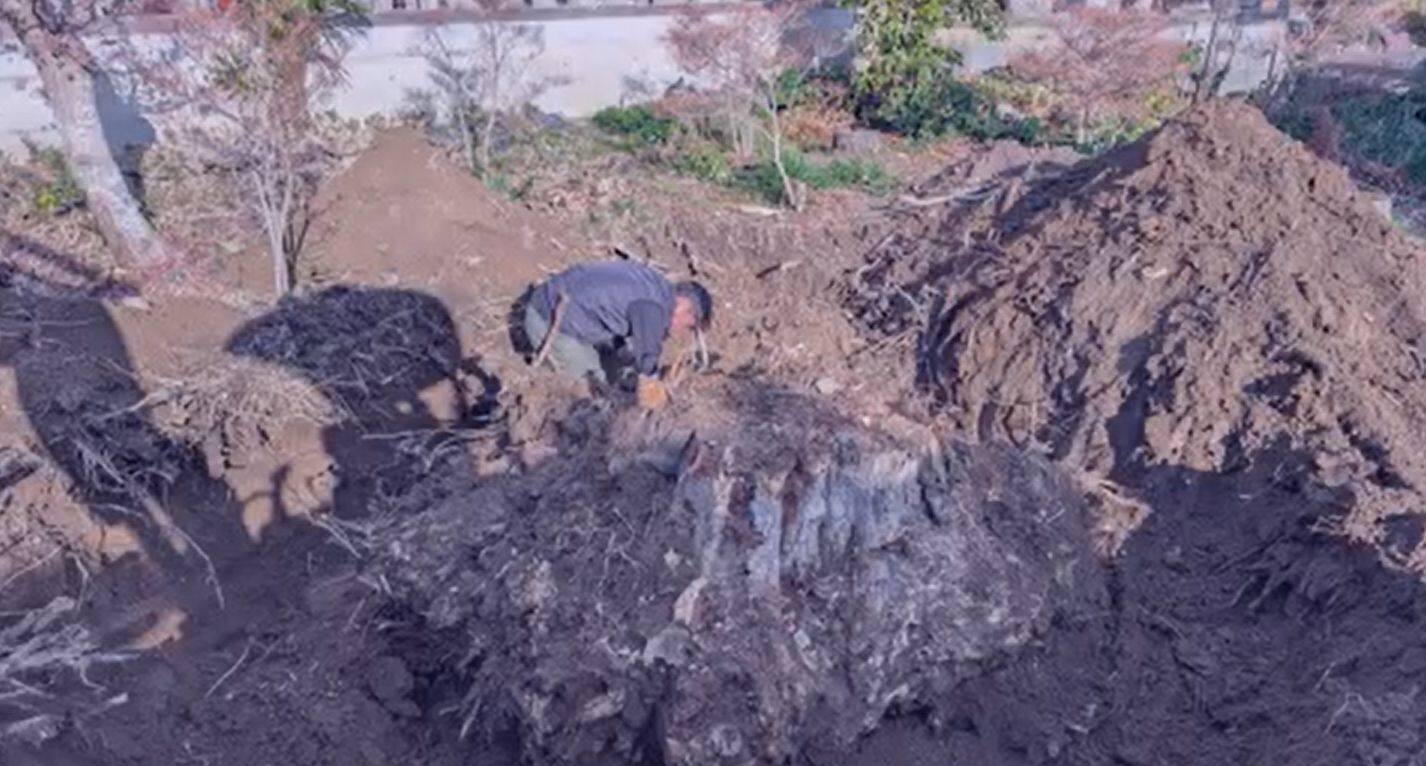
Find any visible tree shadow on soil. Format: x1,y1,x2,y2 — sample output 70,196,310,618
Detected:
5,294,213,580
224,285,492,516
0,228,140,300
1,280,492,764
0,253,236,620
0,280,258,763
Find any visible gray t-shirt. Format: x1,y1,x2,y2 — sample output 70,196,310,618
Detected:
531,261,674,375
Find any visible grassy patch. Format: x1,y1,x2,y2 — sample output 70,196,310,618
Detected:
671,144,733,185
483,171,535,202
734,147,895,204
592,105,675,147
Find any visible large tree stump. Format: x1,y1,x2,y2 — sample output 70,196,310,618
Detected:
379,397,1104,765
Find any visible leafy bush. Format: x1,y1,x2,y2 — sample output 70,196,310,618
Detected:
775,68,813,109
1271,89,1426,189
1330,93,1426,183
592,105,675,146
1272,109,1316,143
811,157,895,192
850,60,1040,143
672,144,734,184
842,0,1004,138
926,78,1042,142
736,161,797,204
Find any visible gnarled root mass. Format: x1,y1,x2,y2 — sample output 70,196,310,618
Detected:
378,393,1102,764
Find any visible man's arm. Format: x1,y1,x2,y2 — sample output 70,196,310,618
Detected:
626,299,670,376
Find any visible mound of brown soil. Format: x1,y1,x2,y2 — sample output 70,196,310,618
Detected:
305,127,580,301
865,102,1426,560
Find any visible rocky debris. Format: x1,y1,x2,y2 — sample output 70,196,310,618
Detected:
851,102,1426,560
377,390,1103,765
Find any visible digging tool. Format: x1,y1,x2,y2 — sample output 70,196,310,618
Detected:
532,290,568,369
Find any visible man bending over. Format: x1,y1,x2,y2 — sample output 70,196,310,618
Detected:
523,260,712,409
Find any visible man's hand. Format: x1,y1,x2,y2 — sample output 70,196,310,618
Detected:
636,375,669,410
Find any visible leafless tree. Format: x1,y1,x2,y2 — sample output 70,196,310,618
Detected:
0,0,176,271
1187,0,1246,104
664,0,833,210
1292,0,1404,60
123,1,356,295
418,0,552,176
1012,7,1186,143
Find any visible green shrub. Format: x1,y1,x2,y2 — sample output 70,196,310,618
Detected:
1273,110,1315,143
484,171,534,202
1271,89,1426,189
29,147,83,216
592,105,675,146
1331,94,1426,178
842,0,1005,139
805,156,895,193
775,69,813,109
672,145,733,184
864,67,1040,143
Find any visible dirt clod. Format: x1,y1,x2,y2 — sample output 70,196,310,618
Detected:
366,655,414,702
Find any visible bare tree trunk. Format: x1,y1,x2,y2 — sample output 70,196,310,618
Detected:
473,21,504,177
1213,20,1243,98
250,163,292,296
276,45,312,131
1193,4,1224,104
479,108,496,175
1,1,175,269
456,107,476,174
426,32,478,174
450,50,476,173
763,87,800,211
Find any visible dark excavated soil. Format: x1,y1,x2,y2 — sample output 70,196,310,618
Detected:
841,102,1426,766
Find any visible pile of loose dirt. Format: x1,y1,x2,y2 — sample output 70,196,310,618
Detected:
304,127,579,298
856,101,1426,560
